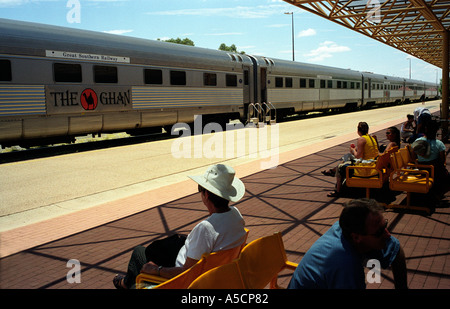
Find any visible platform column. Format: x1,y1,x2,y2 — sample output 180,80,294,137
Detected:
442,30,449,142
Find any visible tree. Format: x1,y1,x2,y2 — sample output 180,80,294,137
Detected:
218,43,245,54
158,37,195,46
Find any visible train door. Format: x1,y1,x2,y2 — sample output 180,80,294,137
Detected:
260,67,267,103
319,79,330,109
243,66,251,104
385,83,390,103
402,80,406,101
361,75,365,107
368,78,372,99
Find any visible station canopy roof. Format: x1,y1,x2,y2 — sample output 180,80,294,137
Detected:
283,0,450,70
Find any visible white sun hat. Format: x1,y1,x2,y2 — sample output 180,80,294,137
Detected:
189,164,245,202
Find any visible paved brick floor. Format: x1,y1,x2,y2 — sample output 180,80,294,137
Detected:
0,123,448,290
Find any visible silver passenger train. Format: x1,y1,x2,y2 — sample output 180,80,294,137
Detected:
0,18,438,147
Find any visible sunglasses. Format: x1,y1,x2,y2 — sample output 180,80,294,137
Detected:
367,219,388,238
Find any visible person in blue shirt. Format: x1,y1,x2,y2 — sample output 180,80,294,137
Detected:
412,119,448,184
288,199,407,289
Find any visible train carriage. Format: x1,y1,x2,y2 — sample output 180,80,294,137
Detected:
404,79,425,103
362,72,390,107
254,56,364,115
0,18,440,148
424,81,439,100
0,18,250,146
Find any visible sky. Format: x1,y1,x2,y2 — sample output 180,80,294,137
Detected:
0,0,442,84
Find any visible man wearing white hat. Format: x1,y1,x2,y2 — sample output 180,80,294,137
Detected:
114,164,247,289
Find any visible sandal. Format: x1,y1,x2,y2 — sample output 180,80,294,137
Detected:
327,190,340,197
113,274,126,289
321,169,335,177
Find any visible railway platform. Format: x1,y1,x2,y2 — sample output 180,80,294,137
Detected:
0,112,449,291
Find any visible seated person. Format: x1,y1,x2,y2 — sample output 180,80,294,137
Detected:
113,164,247,289
409,107,431,142
412,120,448,183
288,198,407,289
400,114,415,142
379,126,400,154
325,122,379,197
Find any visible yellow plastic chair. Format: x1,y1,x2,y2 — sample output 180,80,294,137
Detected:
187,260,245,289
189,232,297,289
236,232,297,289
387,150,434,214
136,229,249,289
346,151,392,199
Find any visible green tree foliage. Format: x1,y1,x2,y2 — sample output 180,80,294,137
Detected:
218,43,245,54
158,37,195,46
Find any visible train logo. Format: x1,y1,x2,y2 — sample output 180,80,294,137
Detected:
80,88,98,111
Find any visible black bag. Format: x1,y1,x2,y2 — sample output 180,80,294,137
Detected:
145,234,187,267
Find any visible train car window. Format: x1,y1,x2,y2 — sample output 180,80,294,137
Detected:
244,70,249,85
285,77,293,88
300,78,306,88
275,77,283,88
0,59,12,81
337,81,342,89
145,69,163,84
54,63,82,83
204,73,217,86
320,80,326,88
308,79,315,88
170,70,186,85
365,83,368,90
226,74,237,87
356,82,360,89
328,80,333,88
94,65,117,83
350,82,355,89
343,81,348,89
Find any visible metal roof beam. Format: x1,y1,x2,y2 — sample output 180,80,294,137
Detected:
283,0,450,69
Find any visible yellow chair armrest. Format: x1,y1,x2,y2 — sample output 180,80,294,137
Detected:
136,273,167,286
346,165,382,178
285,261,298,270
269,261,298,289
397,168,430,178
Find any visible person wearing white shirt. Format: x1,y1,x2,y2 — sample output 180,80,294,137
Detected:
113,164,247,289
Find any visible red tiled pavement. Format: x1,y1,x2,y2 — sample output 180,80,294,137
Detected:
0,121,448,290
